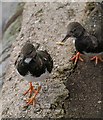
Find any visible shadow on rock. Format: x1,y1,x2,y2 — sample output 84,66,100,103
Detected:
64,57,103,118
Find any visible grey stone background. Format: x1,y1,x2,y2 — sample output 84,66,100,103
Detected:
1,1,103,119
1,2,85,118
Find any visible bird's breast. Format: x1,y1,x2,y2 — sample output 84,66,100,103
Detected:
24,69,49,82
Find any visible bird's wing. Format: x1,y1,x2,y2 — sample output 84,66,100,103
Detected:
44,50,53,73
89,35,98,48
15,53,29,76
83,34,99,52
37,50,53,73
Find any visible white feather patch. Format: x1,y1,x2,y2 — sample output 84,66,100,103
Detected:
24,58,32,64
25,69,49,82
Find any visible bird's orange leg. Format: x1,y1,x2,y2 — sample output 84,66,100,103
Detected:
90,56,103,65
26,86,41,106
71,52,84,64
23,82,36,97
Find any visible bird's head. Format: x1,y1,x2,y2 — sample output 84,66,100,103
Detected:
62,22,85,42
21,43,37,64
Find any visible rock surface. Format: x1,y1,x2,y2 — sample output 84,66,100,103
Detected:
64,2,103,118
1,2,85,118
2,2,102,119
1,3,24,119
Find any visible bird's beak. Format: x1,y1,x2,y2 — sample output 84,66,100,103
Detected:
56,34,71,45
56,34,71,46
61,34,71,42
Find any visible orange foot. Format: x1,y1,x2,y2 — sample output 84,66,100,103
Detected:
26,86,41,106
71,52,84,64
23,82,36,97
90,56,103,65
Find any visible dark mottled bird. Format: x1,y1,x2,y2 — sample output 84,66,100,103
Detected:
57,2,103,64
15,42,53,106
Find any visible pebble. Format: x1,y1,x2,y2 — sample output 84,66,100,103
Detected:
97,101,102,104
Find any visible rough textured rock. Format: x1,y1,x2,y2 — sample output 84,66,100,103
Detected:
1,3,24,119
1,2,24,86
2,2,85,118
64,2,103,118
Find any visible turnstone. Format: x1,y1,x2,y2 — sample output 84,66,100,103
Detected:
57,2,103,65
15,42,53,106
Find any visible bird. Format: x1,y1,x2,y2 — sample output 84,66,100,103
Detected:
15,42,53,106
57,2,103,65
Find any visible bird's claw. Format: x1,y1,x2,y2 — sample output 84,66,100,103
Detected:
24,85,41,106
23,82,37,97
26,97,36,106
71,52,84,64
90,56,103,65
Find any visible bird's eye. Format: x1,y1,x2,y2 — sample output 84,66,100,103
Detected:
71,29,76,33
